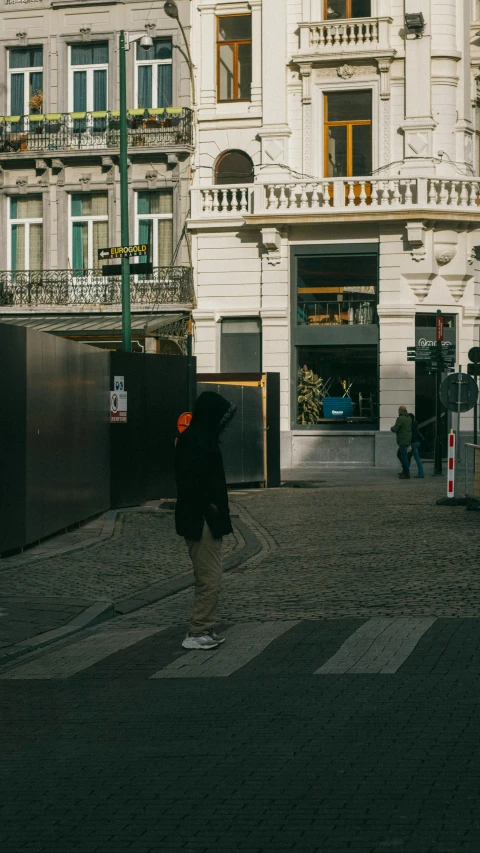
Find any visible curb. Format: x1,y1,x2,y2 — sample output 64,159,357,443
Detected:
0,600,115,663
0,510,119,570
115,516,262,615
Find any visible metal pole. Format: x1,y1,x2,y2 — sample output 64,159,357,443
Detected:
119,31,132,353
474,355,479,447
186,316,194,411
176,18,196,105
457,366,462,466
434,339,443,475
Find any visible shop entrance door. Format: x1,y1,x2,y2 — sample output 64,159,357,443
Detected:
414,313,456,459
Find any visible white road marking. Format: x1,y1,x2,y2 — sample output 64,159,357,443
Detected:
315,617,436,674
150,620,299,678
0,626,161,680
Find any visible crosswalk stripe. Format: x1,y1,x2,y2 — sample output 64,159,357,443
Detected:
0,627,161,680
315,616,436,674
150,621,300,679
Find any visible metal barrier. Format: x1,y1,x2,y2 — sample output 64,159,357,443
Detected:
465,443,480,502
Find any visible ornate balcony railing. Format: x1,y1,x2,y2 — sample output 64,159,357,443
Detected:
191,177,480,219
0,108,193,154
0,267,194,307
297,16,392,53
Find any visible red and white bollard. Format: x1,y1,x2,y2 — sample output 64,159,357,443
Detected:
447,431,455,498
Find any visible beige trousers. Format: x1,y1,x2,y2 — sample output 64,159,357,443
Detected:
185,524,223,636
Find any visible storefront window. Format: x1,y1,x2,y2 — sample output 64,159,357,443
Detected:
297,346,377,425
324,1,371,18
297,253,377,326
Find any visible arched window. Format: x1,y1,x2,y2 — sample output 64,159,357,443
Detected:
215,150,254,185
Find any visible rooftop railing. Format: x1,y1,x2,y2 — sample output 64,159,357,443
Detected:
0,266,194,307
0,108,193,154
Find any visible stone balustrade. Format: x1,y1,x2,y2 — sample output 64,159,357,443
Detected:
298,17,392,53
191,178,480,219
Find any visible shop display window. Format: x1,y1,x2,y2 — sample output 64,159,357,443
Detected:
297,345,377,425
297,252,377,326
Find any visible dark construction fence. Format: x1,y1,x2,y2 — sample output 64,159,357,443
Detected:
0,324,193,555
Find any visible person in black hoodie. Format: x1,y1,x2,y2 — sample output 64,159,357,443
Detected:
175,391,236,650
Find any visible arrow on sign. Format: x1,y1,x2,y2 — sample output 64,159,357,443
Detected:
99,249,110,259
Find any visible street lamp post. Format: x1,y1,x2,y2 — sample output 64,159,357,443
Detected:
118,30,153,353
164,2,196,105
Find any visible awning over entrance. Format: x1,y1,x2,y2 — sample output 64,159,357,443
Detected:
0,312,187,335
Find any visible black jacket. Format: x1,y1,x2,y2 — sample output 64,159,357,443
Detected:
174,391,236,541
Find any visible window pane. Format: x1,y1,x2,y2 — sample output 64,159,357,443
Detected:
238,43,252,99
138,65,152,109
71,43,108,66
352,0,371,16
29,223,43,269
219,44,234,100
326,1,347,18
215,150,254,184
326,91,372,122
71,193,107,216
29,72,43,112
12,196,43,219
218,15,251,42
158,64,172,108
10,74,24,115
297,346,377,424
72,222,87,269
136,38,172,61
158,218,173,266
11,225,25,271
73,71,87,112
137,191,172,215
9,47,42,69
351,124,372,175
327,126,347,177
93,221,108,272
93,69,107,111
297,254,377,326
138,219,152,260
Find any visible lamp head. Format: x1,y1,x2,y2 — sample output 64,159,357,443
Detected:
139,34,153,49
164,1,179,19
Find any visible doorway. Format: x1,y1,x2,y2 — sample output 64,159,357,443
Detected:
414,313,456,459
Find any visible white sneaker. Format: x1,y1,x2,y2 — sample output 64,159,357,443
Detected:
209,629,226,645
182,634,220,650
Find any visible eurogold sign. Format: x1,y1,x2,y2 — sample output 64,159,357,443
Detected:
98,244,149,260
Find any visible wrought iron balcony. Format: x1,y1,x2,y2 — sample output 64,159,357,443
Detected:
0,108,193,154
0,266,194,307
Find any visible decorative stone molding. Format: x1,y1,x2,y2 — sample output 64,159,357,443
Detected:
376,58,392,100
402,273,436,301
337,63,355,80
80,27,92,41
145,170,158,190
402,118,436,161
260,227,282,266
101,156,114,184
52,158,65,186
406,221,426,262
315,65,376,79
145,22,156,37
0,166,4,189
16,179,28,194
79,173,92,190
35,159,49,186
434,230,458,267
299,64,312,105
16,32,28,45
442,275,472,302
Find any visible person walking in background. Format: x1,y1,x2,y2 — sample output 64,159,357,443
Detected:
174,391,236,650
391,405,412,479
408,412,425,479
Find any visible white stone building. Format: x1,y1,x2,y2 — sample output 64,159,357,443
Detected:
190,0,480,469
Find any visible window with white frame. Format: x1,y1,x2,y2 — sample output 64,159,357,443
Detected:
9,195,43,271
136,39,173,109
69,43,109,113
70,193,108,273
8,47,43,116
135,191,173,268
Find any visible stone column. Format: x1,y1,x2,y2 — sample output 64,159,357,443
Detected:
198,3,216,111
258,0,291,175
250,0,262,108
401,0,436,171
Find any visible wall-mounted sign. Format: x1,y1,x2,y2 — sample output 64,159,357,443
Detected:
110,391,127,423
114,376,124,392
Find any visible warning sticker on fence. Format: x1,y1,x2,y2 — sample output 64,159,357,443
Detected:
110,391,127,423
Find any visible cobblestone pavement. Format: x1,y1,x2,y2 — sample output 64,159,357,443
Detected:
1,471,480,852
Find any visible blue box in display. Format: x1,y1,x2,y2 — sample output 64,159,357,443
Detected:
322,397,354,419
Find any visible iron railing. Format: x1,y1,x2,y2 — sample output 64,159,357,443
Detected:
0,267,194,307
0,108,193,153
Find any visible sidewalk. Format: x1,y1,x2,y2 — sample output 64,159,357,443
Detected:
0,500,257,661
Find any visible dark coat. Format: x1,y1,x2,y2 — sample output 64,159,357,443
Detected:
174,391,236,541
391,412,412,446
